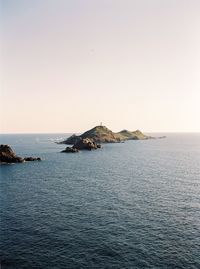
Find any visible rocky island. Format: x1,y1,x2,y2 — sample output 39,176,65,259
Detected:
0,145,41,164
59,125,160,153
59,125,151,145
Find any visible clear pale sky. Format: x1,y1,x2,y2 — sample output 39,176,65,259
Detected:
1,0,200,133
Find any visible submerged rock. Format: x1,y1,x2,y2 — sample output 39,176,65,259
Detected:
0,144,41,164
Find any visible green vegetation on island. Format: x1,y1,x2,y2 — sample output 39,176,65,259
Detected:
117,129,149,140
59,125,151,145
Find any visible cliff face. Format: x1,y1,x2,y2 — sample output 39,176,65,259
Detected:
59,126,149,145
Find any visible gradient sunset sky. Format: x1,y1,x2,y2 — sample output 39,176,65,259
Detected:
1,0,200,133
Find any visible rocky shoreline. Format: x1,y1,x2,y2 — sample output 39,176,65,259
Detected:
0,145,41,164
61,137,101,153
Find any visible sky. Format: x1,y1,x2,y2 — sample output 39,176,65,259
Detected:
1,0,200,133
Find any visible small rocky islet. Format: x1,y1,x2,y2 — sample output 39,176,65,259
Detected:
61,137,101,153
0,144,41,164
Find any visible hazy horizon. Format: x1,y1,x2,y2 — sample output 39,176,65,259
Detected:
1,129,200,135
1,0,200,133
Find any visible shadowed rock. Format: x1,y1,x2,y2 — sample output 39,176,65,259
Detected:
61,147,79,153
72,138,100,151
0,145,24,163
24,157,41,161
0,144,41,164
59,134,81,145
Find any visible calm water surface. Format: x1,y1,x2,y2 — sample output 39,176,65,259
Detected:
0,133,200,269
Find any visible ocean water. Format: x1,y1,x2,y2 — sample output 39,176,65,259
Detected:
0,133,200,269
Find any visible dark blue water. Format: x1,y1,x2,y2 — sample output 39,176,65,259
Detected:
0,133,200,269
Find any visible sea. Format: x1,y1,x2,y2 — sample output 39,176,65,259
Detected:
0,133,200,269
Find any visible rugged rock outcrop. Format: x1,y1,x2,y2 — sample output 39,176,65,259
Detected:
0,145,41,164
60,134,81,145
61,147,79,153
60,138,101,153
0,145,24,163
73,138,101,151
24,157,41,161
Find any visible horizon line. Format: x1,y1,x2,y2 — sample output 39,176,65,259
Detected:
1,131,200,135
